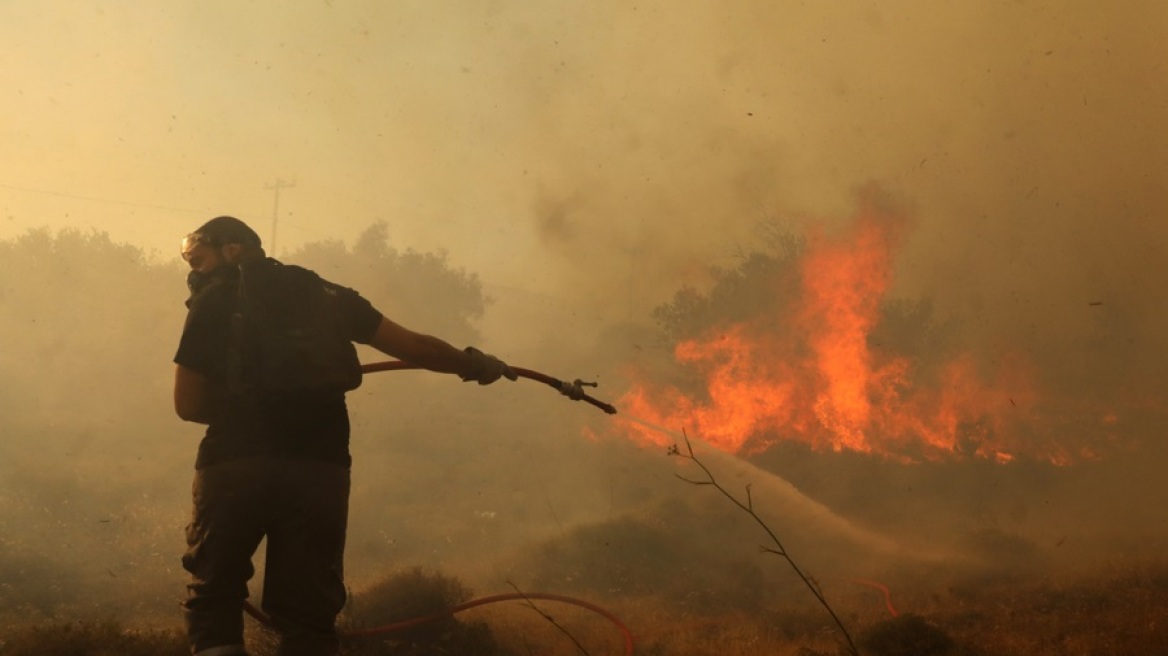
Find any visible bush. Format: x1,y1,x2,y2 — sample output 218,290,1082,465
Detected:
521,498,781,613
337,567,503,656
858,614,957,656
0,620,186,656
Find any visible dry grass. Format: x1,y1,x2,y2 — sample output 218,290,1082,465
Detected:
0,620,187,656
3,412,1166,655
2,561,1166,655
922,562,1168,655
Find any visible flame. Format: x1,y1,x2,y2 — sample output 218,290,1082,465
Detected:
619,195,1068,463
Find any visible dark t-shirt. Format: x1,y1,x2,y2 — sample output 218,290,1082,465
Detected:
174,261,383,469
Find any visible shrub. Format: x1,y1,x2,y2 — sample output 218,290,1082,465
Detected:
0,620,186,656
338,567,503,656
858,614,957,656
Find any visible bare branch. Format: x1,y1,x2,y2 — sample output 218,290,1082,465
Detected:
675,474,715,486
506,581,591,655
666,431,860,656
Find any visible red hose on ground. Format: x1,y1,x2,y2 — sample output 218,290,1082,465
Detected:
244,593,635,655
847,578,899,617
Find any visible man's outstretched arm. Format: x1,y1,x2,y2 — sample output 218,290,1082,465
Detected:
367,316,516,385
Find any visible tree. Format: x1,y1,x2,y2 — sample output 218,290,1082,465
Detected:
648,220,956,393
285,223,487,348
0,227,183,428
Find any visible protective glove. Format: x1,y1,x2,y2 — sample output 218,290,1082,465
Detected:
460,347,519,385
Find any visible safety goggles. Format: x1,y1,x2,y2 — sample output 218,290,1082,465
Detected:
180,232,219,262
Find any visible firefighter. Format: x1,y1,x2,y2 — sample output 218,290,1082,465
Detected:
174,215,515,656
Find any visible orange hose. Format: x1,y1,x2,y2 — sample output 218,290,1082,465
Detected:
847,577,899,617
360,359,618,414
243,593,635,655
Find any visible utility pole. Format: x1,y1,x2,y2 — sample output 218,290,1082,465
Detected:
264,178,295,256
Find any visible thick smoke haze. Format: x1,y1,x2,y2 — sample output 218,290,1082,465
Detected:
3,2,1164,343
1,1,1166,650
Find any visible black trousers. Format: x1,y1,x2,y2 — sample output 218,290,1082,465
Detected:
183,457,350,656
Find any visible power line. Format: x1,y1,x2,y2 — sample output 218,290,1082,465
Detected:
0,181,212,215
264,178,296,256
1,177,332,252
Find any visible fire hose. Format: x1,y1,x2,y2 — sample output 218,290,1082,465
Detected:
243,592,634,654
243,359,632,654
360,359,618,415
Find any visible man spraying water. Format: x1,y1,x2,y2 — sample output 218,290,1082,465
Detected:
173,216,516,656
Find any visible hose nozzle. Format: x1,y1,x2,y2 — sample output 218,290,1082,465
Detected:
558,378,598,401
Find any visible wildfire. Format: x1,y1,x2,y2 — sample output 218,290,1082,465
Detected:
619,196,1062,463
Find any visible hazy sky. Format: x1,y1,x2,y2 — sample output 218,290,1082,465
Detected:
2,1,1166,339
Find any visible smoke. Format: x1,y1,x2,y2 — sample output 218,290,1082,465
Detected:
514,1,1168,371
1,1,1166,644
2,1,1164,359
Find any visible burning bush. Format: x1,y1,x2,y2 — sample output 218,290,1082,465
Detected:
623,194,1136,466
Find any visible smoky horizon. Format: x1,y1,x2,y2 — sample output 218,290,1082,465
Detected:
1,1,1166,653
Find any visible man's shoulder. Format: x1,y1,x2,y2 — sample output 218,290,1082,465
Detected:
247,260,366,305
253,259,326,285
